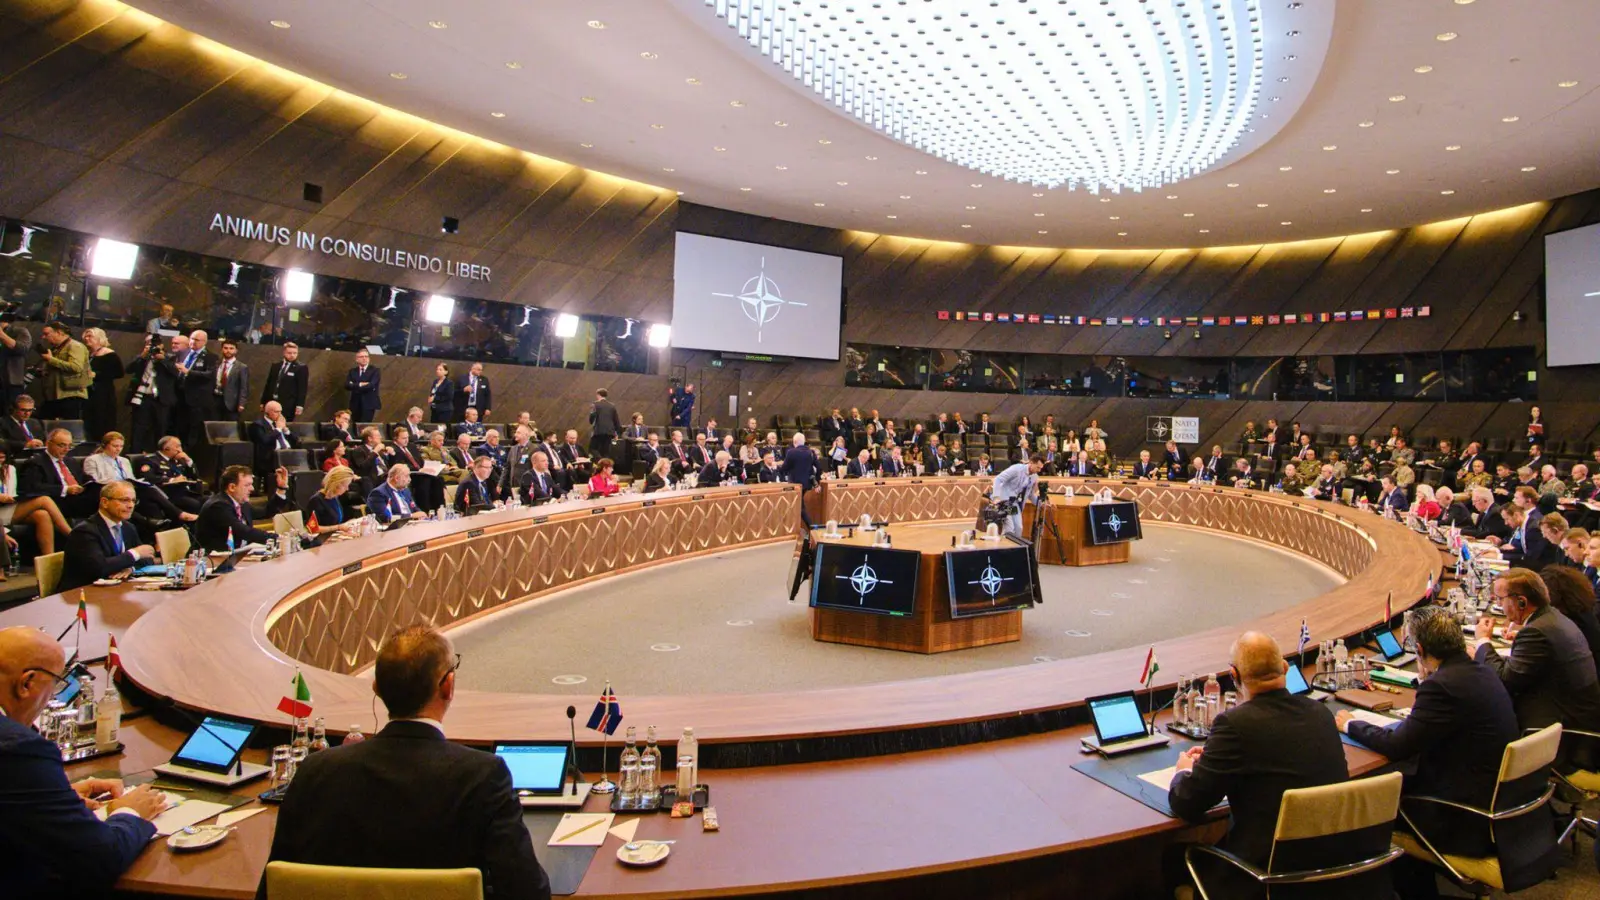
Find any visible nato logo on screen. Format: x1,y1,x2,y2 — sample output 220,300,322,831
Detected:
672,232,843,360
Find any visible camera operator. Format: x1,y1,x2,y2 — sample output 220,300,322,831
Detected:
125,333,180,454
0,312,31,412
34,321,91,421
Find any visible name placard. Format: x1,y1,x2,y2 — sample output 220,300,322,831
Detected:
406,542,427,554
341,562,363,576
642,500,656,508
467,528,485,538
591,507,605,515
533,516,549,524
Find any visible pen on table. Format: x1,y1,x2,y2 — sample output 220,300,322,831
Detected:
552,817,606,843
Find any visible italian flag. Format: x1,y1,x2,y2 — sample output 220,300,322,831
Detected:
277,670,313,719
1139,646,1160,687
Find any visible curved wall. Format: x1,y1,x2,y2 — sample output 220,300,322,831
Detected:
4,0,1600,453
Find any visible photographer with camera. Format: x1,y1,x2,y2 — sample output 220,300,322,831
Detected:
34,321,91,421
0,317,31,411
125,333,181,454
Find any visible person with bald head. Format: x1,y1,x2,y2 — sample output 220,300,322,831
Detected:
59,481,156,594
173,328,218,450
0,627,168,894
1168,631,1348,896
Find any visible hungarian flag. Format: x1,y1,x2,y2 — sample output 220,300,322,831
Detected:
586,682,623,736
277,670,313,718
107,635,122,675
1139,647,1160,687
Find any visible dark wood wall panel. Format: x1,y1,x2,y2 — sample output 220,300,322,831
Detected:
4,0,1600,458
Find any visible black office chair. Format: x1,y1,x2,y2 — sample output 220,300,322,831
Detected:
45,419,86,443
203,421,251,482
276,449,311,472
287,422,318,446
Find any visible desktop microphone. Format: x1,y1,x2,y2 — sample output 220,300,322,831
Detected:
566,705,582,795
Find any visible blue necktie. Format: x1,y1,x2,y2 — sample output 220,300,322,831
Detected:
111,524,123,555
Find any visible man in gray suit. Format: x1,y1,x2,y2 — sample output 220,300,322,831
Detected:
212,338,250,422
0,319,31,410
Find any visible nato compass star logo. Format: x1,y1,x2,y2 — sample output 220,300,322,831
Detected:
712,257,806,344
1151,419,1169,439
837,556,893,605
968,556,1015,604
1105,511,1125,536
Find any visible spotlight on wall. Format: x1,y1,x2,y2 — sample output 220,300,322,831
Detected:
554,313,580,338
283,268,314,304
1193,329,1202,340
424,294,455,324
1511,310,1524,322
1162,329,1172,340
89,238,140,279
647,323,672,348
441,216,460,234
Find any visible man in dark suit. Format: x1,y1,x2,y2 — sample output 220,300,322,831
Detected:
0,626,169,896
261,625,551,900
819,408,845,447
1202,445,1226,481
137,436,207,514
0,319,32,411
367,464,426,525
1169,631,1350,897
124,335,182,453
1380,475,1409,514
699,450,742,486
880,446,906,477
172,329,219,450
18,428,98,518
212,338,250,422
259,341,308,420
686,433,712,471
846,449,876,479
345,349,382,423
1339,607,1525,897
1433,486,1475,530
1063,451,1098,478
0,392,46,456
57,482,156,593
497,426,536,501
247,401,298,481
518,451,561,505
756,449,784,483
779,432,819,491
195,466,273,551
455,455,500,513
588,388,621,459
1131,450,1160,480
346,426,389,495
1463,488,1512,541
1477,569,1600,762
637,434,662,472
663,430,692,481
455,361,491,424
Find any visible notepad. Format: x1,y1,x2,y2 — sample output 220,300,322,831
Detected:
96,794,231,837
547,812,613,847
1344,709,1401,730
1137,766,1178,791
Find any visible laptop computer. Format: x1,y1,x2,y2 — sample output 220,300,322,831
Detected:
1080,691,1170,756
210,547,252,575
152,715,270,787
1285,662,1330,702
1372,629,1418,669
494,741,591,808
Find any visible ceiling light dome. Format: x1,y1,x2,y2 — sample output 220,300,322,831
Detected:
693,0,1318,194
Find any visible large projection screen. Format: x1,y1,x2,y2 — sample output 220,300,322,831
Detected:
672,232,843,360
1544,221,1600,367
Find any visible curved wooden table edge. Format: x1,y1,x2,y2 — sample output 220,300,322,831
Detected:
118,480,1442,746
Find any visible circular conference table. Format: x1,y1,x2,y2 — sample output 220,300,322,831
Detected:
28,475,1445,898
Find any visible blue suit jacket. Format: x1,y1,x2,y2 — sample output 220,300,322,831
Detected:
0,713,157,894
366,483,419,523
58,516,148,594
779,445,818,488
1382,487,1409,512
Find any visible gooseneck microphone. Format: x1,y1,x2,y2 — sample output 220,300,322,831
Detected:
566,705,582,795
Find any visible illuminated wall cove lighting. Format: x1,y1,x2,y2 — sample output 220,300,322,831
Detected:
89,238,139,279
283,269,314,304
698,0,1270,193
424,295,456,324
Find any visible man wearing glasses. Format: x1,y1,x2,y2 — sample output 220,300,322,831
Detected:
0,626,168,895
0,392,45,455
263,625,550,899
18,428,101,519
58,482,155,593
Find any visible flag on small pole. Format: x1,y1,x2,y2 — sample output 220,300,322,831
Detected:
107,635,121,678
1139,646,1160,687
586,682,623,795
276,670,313,718
1298,617,1311,671
1384,591,1393,628
76,592,89,625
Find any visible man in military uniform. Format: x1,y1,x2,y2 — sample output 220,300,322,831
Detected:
1310,463,1341,501
135,435,206,514
1277,462,1310,496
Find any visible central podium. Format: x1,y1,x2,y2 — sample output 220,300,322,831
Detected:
1023,494,1136,566
809,525,1024,654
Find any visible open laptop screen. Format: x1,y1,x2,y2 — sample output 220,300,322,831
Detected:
494,743,570,795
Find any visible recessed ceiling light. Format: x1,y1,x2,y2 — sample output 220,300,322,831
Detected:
1227,183,1240,188
1386,169,1401,174
587,20,606,29
966,205,978,210
1360,208,1373,213
1166,195,1178,200
837,181,849,186
1323,145,1338,151
686,78,702,86
1521,166,1538,172
970,183,982,188
729,100,745,107
1389,95,1406,102
1445,144,1461,151
813,202,825,207
775,165,788,170
1440,189,1455,195
390,72,408,80
580,96,595,103
675,191,683,197
1117,232,1128,237
1183,212,1195,217
1501,116,1520,123
428,20,448,29
1323,188,1336,193
961,224,972,229
1032,192,1045,198
865,155,878,161
1436,32,1458,42
1256,203,1269,208
739,187,752,192
773,120,786,127
1100,197,1112,203
270,20,291,29
579,142,594,148
1558,80,1580,88
1414,65,1433,74
650,124,665,130
899,195,911,199
661,167,674,172
887,215,897,219
505,61,523,69
1199,229,1211,233
1034,212,1046,217
713,146,726,152
915,170,928,175
490,112,506,118
640,52,658,60
818,139,832,145
1038,230,1049,235
1358,121,1375,128
1454,0,1474,5
1109,216,1120,220
1279,165,1293,171
1281,221,1293,226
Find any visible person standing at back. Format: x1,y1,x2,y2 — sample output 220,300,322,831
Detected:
345,349,381,424
588,388,621,459
35,320,93,422
1168,631,1350,898
260,625,551,899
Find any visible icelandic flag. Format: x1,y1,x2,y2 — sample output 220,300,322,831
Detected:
1298,618,1311,654
277,670,313,719
1139,647,1160,687
586,682,623,736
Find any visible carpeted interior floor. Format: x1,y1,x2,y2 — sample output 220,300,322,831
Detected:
449,523,1342,696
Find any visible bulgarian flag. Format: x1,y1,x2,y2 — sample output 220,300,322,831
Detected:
277,670,313,718
107,635,122,676
1139,647,1160,687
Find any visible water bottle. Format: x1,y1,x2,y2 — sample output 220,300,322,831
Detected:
639,726,661,802
1173,676,1190,727
679,727,699,786
75,674,97,736
1333,638,1348,668
1186,678,1203,729
343,723,366,745
95,678,121,750
309,717,330,752
618,726,641,805
1202,673,1221,727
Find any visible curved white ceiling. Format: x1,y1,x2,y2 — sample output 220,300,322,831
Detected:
686,0,1317,193
133,0,1600,247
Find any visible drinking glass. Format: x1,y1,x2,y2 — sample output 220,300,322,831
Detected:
271,744,294,791
54,710,78,757
1222,691,1239,714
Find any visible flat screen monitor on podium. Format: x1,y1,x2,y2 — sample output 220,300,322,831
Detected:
1087,501,1142,545
810,544,921,617
945,541,1035,618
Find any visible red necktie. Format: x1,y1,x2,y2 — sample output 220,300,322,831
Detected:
56,459,77,489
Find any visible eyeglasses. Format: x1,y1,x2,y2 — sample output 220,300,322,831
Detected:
23,667,70,689
440,653,462,685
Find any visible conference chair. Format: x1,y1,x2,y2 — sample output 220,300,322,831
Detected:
45,419,85,442
1183,771,1403,900
264,861,482,900
290,470,323,511
1391,723,1565,894
155,528,190,565
287,421,318,446
276,449,311,472
204,420,252,482
272,510,305,535
35,551,64,597
1550,728,1600,844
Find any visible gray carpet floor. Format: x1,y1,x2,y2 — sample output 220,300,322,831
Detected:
449,523,1341,696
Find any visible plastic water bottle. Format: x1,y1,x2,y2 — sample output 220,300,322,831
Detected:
639,726,660,801
618,726,641,805
95,678,121,750
1333,638,1349,668
1173,676,1190,727
1203,673,1221,726
308,717,330,753
679,727,699,786
343,723,365,745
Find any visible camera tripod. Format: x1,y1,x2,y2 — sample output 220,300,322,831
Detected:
1030,481,1070,567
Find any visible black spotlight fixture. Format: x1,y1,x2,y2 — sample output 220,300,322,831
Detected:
1162,329,1172,340
303,182,323,203
441,216,460,234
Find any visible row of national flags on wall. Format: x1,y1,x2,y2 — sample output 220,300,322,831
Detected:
936,307,1431,326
